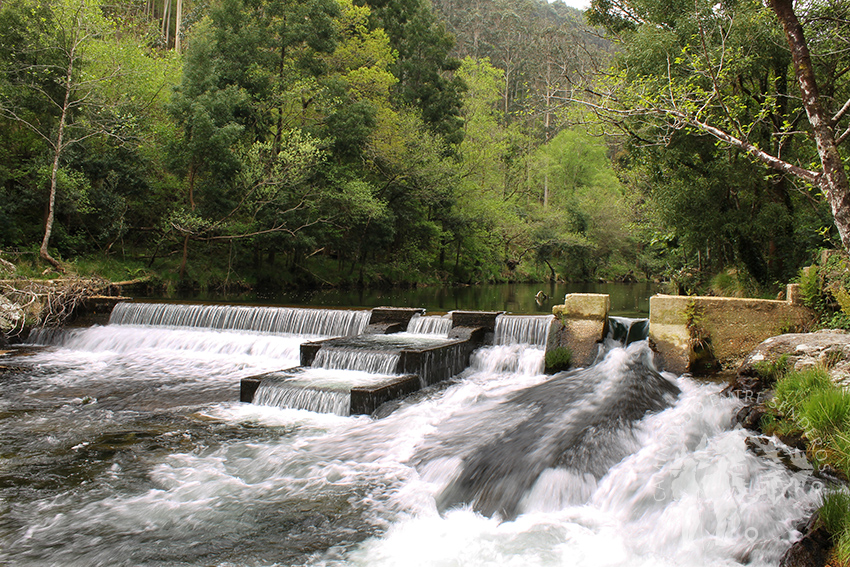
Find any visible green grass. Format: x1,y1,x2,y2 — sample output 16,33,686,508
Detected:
772,366,833,414
544,347,572,374
821,491,850,564
801,389,850,440
752,353,791,386
768,366,850,563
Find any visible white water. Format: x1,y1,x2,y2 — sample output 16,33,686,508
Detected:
109,301,371,337
253,383,353,415
407,313,452,335
1,308,823,567
312,347,401,374
495,314,555,347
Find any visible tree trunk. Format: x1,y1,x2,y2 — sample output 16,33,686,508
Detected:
179,234,189,279
769,0,850,250
162,0,171,48
174,0,183,53
274,33,287,154
40,45,75,275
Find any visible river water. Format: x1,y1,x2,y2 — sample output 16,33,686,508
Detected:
150,282,660,317
0,302,822,566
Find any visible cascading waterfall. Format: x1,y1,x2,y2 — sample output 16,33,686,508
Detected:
608,315,650,345
312,347,401,374
109,301,371,337
1,301,824,567
494,314,555,347
253,379,352,415
406,313,452,335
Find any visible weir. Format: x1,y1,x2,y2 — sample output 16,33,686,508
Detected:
243,309,505,415
82,300,652,417
242,309,570,415
109,301,371,337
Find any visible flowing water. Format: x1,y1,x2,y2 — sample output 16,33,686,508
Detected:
0,303,823,566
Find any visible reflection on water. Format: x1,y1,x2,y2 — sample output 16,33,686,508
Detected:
147,282,660,317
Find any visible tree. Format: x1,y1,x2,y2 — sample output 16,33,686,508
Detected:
585,0,850,251
362,0,466,146
0,0,165,272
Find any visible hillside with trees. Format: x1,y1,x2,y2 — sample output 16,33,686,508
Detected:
0,0,845,298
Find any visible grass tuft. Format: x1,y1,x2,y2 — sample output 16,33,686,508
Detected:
544,347,572,374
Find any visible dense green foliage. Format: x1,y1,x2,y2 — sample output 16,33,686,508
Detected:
0,0,637,292
586,0,847,293
0,0,843,293
798,251,850,330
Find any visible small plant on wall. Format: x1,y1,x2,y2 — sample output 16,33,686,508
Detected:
685,300,717,373
545,347,572,374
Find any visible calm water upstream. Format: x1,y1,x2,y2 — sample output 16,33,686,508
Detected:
0,300,822,566
148,282,660,317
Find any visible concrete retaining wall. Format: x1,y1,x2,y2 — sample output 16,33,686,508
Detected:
649,284,815,374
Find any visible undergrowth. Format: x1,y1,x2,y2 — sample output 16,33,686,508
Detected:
765,365,850,563
544,347,572,374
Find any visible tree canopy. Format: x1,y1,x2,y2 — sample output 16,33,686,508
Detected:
0,0,843,296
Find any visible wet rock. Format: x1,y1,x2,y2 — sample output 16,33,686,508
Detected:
779,513,830,567
737,331,850,385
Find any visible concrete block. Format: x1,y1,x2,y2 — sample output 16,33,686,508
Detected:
649,294,815,375
551,293,610,367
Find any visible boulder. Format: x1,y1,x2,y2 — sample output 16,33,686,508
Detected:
725,331,850,434
737,331,850,386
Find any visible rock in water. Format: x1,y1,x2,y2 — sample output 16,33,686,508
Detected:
435,343,680,519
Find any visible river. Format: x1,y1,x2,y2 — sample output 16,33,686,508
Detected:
148,282,660,317
0,299,822,566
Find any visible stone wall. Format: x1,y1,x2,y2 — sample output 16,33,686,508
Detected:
649,285,815,374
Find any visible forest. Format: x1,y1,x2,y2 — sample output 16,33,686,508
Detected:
0,0,847,296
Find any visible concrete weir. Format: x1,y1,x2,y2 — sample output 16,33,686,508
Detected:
240,287,814,415
241,307,498,415
649,284,814,374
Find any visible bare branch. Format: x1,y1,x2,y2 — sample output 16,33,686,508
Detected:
832,97,850,126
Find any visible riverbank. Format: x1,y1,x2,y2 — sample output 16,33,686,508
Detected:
0,277,129,344
726,332,850,566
